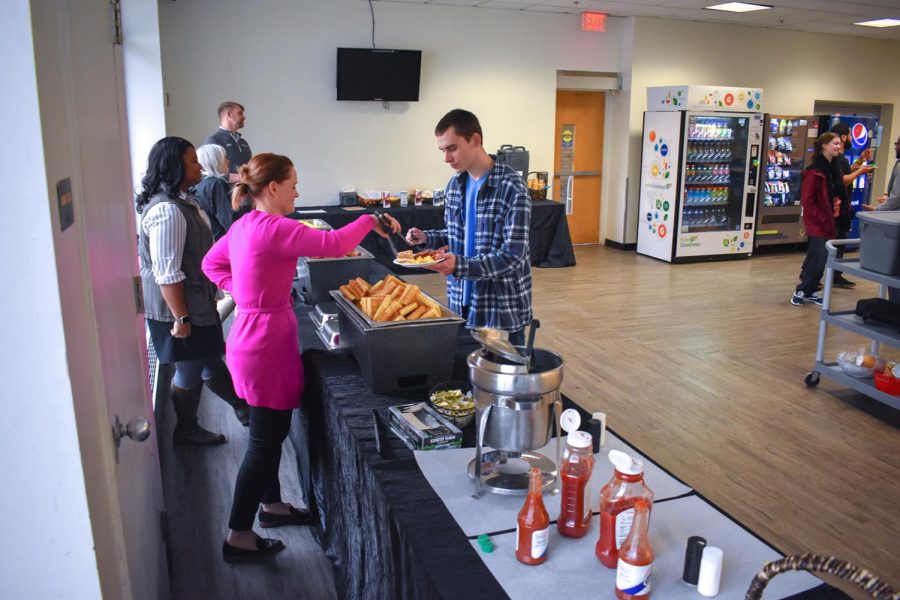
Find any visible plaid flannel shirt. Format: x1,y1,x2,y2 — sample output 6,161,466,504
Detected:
423,157,532,332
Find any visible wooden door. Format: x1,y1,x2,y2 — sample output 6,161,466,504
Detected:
56,2,169,597
554,91,605,244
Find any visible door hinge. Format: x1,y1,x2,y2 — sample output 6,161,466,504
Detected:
133,276,144,314
111,0,123,45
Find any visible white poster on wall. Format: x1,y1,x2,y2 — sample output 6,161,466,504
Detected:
637,111,683,262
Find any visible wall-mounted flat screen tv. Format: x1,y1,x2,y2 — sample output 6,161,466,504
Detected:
336,48,422,101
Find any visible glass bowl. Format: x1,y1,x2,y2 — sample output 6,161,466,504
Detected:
429,381,475,428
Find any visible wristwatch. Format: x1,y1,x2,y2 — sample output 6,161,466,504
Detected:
174,315,191,325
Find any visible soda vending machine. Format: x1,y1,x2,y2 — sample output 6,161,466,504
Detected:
820,115,880,238
637,85,764,263
754,115,819,247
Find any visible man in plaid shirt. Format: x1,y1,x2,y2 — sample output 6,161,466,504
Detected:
406,109,532,345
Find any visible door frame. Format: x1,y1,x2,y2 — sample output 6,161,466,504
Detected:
555,70,621,245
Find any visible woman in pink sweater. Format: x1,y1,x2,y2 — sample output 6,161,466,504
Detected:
203,153,399,562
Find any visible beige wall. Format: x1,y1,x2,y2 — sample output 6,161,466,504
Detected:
159,0,629,213
621,16,900,244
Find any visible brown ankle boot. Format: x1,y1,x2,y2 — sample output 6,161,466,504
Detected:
203,368,251,427
171,384,227,445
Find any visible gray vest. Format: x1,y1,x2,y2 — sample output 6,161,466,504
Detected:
138,192,219,326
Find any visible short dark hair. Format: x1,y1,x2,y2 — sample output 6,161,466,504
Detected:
135,136,194,213
830,122,850,137
435,109,483,142
217,101,244,118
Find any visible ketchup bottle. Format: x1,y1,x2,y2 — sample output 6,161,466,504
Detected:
596,450,654,568
515,467,550,565
615,499,654,599
557,430,595,538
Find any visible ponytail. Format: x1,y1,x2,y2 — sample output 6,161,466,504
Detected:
232,154,294,211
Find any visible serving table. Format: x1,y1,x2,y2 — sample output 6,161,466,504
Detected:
290,264,846,600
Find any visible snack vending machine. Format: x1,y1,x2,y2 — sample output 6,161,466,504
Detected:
637,85,764,263
754,115,819,247
820,115,880,238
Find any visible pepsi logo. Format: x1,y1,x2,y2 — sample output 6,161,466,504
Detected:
851,123,869,149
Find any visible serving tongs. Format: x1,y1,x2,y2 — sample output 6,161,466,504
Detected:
373,210,401,258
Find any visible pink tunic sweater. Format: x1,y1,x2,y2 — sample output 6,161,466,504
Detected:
202,211,375,410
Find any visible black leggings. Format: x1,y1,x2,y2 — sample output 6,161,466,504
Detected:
228,406,293,531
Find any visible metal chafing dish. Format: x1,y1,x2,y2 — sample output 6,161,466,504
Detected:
329,287,464,393
296,243,375,305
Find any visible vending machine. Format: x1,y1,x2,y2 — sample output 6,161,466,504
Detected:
820,115,880,238
637,85,764,263
754,115,819,248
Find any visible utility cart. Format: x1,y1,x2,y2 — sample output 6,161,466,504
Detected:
805,239,900,411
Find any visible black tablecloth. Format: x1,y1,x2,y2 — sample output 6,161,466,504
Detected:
288,200,576,272
290,264,848,600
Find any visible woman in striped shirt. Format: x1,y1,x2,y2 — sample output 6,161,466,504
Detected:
136,137,250,445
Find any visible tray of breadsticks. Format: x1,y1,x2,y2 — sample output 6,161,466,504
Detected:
332,274,463,329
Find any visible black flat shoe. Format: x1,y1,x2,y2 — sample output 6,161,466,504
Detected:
222,536,285,563
258,504,312,528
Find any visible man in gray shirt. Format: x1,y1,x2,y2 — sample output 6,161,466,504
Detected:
204,101,252,183
863,135,900,213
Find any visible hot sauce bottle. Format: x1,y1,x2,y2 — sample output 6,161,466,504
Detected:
596,450,654,568
615,498,654,599
557,430,595,538
515,467,550,565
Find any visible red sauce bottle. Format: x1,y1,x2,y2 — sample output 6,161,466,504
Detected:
557,430,595,538
596,450,654,568
515,467,550,565
615,498,654,599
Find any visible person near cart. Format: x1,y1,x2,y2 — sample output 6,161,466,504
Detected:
862,134,900,302
202,153,399,562
828,123,875,288
135,137,251,444
792,132,844,306
404,109,533,345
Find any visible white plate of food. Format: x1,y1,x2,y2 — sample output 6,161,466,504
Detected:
393,249,446,268
393,256,446,268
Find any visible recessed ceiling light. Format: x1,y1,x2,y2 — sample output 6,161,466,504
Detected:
855,18,900,28
705,2,772,12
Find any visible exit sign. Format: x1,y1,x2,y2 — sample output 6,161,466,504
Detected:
581,11,607,32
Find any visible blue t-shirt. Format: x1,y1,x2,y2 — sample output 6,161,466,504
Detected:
463,174,485,306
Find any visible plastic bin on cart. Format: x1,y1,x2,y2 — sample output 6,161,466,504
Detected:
858,212,900,275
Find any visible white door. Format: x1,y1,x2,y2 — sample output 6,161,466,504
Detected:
37,1,169,597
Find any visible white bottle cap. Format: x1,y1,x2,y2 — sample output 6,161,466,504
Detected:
608,449,643,475
559,408,581,434
697,545,723,597
567,430,592,449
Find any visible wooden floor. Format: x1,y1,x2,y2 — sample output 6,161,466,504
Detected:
157,374,338,600
160,246,899,599
414,245,900,598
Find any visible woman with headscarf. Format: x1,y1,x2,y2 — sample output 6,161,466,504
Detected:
194,143,235,241
792,132,843,306
136,137,251,443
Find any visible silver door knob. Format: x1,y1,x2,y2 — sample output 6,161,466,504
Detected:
113,415,151,449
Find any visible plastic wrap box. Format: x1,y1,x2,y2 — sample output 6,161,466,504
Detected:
858,212,900,275
330,289,464,393
296,246,374,305
387,402,462,450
